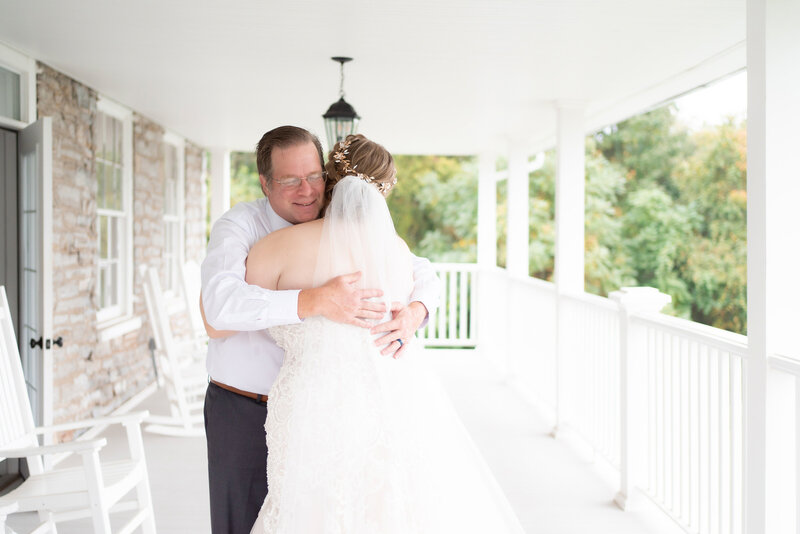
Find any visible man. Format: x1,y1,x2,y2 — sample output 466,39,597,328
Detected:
200,126,439,533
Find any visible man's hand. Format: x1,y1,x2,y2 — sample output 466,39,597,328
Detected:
298,271,386,328
370,301,428,358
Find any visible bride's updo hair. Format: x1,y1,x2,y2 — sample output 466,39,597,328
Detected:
324,134,397,204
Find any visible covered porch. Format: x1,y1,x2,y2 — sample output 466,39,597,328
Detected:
1,0,800,533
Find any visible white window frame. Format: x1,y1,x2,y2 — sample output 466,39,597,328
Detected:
0,41,37,128
162,131,185,301
95,97,135,334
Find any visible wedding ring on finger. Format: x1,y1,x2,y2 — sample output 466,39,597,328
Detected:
396,338,403,347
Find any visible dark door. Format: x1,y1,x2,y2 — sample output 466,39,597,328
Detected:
0,126,20,491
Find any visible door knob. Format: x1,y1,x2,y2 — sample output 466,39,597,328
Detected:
29,337,43,349
45,337,64,349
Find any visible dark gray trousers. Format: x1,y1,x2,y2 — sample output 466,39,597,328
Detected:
204,382,269,534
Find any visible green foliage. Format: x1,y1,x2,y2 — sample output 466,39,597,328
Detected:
387,155,477,262
675,120,748,333
591,107,747,333
496,179,507,269
528,152,555,280
594,105,691,199
620,187,694,316
230,151,262,205
584,140,635,295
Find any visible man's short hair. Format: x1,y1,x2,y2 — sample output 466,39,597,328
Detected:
256,126,324,187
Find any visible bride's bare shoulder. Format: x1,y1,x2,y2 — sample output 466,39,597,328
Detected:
253,219,324,250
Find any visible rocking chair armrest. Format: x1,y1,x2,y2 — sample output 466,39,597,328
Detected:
31,410,150,435
0,437,107,459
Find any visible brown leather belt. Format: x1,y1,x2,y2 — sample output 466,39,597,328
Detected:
210,379,268,404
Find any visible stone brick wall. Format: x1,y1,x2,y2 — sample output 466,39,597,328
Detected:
132,115,168,350
37,62,208,426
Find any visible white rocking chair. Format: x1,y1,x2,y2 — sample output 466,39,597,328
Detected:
139,266,206,437
179,260,209,347
0,286,156,534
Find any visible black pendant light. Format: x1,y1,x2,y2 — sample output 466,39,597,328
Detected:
322,57,360,148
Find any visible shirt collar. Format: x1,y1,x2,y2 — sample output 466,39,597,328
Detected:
264,197,293,231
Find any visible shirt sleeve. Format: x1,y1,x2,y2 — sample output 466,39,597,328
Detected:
409,254,440,321
201,212,302,331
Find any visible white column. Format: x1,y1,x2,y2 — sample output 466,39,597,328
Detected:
554,103,585,294
746,1,800,532
477,153,497,269
209,148,231,227
610,287,671,510
552,103,585,438
506,144,529,278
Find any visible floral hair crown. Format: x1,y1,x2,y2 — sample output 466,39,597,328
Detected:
332,137,397,195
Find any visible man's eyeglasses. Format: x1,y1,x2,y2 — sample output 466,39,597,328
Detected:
273,172,326,189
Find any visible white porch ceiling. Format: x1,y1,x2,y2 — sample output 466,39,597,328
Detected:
0,0,745,155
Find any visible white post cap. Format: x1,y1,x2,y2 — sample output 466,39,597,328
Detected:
609,286,671,313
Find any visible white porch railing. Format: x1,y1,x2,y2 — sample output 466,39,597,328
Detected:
428,262,799,534
632,312,747,534
561,291,622,469
419,263,478,347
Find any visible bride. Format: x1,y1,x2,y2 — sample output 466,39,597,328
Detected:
245,134,525,534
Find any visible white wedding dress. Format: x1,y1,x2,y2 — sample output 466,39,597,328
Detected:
250,176,526,534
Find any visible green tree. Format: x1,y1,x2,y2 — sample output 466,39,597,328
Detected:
528,152,555,280
584,140,635,295
621,187,694,316
230,151,262,205
676,120,747,332
594,105,690,200
387,155,476,262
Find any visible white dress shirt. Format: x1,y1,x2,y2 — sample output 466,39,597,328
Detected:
201,198,440,395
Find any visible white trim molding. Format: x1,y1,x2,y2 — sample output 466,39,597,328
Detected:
0,39,37,127
162,131,186,297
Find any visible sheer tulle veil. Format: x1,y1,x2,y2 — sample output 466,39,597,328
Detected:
313,175,413,312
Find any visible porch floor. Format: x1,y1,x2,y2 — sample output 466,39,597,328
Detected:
7,349,683,534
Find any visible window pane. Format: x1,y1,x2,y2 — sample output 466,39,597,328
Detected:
99,266,106,308
110,216,119,260
0,66,21,121
99,215,108,259
96,161,106,209
110,262,118,306
115,118,123,165
94,110,103,151
112,166,123,211
105,114,114,162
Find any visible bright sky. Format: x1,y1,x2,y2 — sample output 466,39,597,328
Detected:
672,70,747,130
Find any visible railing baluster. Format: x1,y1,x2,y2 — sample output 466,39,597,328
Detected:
469,270,477,343
436,269,447,342
796,375,800,534
458,270,467,341
447,268,457,340
649,326,655,495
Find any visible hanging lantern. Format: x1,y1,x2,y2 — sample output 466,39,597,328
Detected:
322,57,360,148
